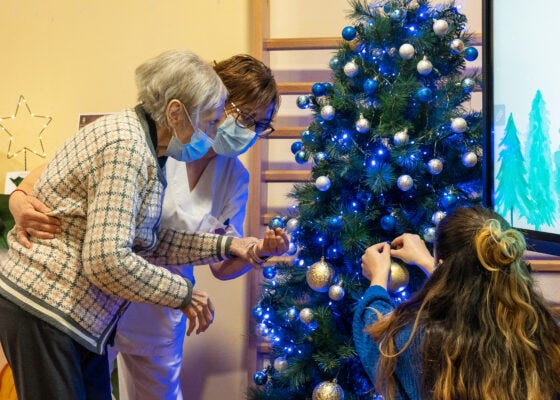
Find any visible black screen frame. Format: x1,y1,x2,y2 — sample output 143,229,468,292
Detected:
482,0,560,256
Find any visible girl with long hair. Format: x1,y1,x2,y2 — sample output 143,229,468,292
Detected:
353,206,560,400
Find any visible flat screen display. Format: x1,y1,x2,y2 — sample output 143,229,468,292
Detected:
484,0,560,255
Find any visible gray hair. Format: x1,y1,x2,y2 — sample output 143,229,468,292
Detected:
135,50,227,127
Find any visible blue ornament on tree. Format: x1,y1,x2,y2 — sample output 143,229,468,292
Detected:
311,82,326,97
263,266,276,280
300,130,315,145
313,151,328,164
363,78,379,95
268,216,285,229
295,150,309,164
329,56,341,70
440,193,458,209
323,82,333,92
326,216,343,232
252,305,264,321
416,87,433,103
290,141,303,154
296,95,310,109
464,46,479,61
253,371,268,386
381,215,397,231
342,25,357,41
383,3,392,13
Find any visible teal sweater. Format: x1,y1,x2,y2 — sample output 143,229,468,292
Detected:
353,285,422,400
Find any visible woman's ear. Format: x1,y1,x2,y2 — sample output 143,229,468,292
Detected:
166,99,184,126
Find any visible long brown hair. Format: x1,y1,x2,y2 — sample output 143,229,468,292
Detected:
367,206,560,399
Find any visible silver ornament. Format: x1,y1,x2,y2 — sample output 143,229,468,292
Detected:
423,226,436,243
328,284,345,301
321,105,336,121
299,307,315,324
462,151,477,167
296,95,310,109
450,38,465,54
461,77,475,92
399,43,415,60
355,116,370,133
274,356,288,372
285,218,299,233
433,19,449,36
427,158,443,175
431,211,447,225
312,381,344,400
306,258,335,292
397,174,413,191
343,60,359,77
451,117,467,133
393,129,409,145
416,57,433,75
315,176,331,191
285,307,298,321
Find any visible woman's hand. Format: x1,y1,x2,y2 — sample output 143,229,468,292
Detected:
9,191,61,248
256,228,290,257
361,242,392,288
390,233,435,276
181,288,215,336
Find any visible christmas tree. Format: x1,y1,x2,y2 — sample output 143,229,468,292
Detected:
525,90,556,230
248,1,482,399
495,113,529,225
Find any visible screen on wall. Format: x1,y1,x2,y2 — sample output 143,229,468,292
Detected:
484,0,560,255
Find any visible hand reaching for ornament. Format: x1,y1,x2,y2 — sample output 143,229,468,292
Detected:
229,228,290,269
361,242,392,289
181,288,215,336
390,233,435,276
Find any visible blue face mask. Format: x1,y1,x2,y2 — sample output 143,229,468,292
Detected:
164,104,214,162
212,115,258,157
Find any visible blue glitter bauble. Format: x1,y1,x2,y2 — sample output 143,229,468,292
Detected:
464,46,478,61
416,87,433,103
290,141,303,154
342,25,357,41
363,78,379,95
296,95,310,109
263,266,276,280
268,216,285,229
253,371,268,386
311,82,326,97
301,130,315,145
295,150,309,164
381,215,397,231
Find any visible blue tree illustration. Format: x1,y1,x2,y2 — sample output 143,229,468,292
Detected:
525,90,556,229
495,113,529,225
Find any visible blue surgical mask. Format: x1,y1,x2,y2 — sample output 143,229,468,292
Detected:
213,115,258,157
164,103,215,162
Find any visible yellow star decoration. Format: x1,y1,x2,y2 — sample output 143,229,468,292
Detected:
0,95,52,159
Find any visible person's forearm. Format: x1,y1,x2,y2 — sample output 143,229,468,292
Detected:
210,258,252,280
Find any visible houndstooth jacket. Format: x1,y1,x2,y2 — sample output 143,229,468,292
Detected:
0,106,232,354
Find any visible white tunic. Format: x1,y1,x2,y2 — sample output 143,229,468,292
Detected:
112,155,249,357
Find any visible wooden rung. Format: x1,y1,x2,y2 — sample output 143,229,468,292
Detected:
272,126,307,139
263,170,311,182
278,82,314,95
264,37,340,51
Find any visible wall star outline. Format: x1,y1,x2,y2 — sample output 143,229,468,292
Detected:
0,95,52,159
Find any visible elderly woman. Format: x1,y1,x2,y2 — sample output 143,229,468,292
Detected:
0,50,287,400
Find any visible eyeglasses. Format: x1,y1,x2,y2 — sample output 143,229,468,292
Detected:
229,102,275,138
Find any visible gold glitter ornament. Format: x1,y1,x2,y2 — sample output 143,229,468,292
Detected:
312,381,344,400
306,257,335,292
388,260,410,294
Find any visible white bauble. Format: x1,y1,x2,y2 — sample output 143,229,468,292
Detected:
328,284,345,301
315,176,331,191
450,38,465,54
343,60,359,77
423,226,436,243
399,43,415,60
427,158,443,175
451,117,468,133
355,116,370,133
299,308,315,324
431,211,447,225
397,174,413,191
285,218,299,233
417,57,433,75
393,129,409,145
320,105,336,121
462,151,478,167
433,19,449,36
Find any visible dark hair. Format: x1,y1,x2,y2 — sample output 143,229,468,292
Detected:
367,206,560,400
